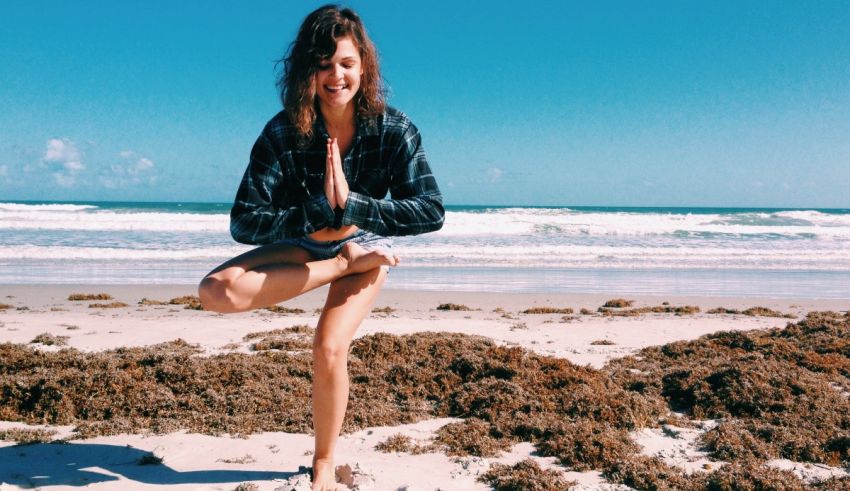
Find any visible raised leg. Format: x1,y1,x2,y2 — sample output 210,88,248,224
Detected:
310,263,387,490
198,241,397,314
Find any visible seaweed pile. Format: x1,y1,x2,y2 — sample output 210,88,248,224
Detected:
1,311,849,489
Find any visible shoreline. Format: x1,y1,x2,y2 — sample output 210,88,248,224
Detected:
3,284,848,311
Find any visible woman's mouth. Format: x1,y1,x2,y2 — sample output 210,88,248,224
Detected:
324,84,349,93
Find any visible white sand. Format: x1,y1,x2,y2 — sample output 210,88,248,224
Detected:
1,285,847,490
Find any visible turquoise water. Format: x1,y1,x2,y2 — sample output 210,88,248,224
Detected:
2,200,849,298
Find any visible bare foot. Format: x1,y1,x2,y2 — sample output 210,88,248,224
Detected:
311,457,339,491
337,242,400,276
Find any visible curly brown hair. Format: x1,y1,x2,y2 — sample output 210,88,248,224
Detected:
277,4,386,144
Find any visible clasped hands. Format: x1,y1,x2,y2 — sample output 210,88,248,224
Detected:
324,137,349,210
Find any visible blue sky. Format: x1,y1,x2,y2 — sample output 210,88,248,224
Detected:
1,0,848,207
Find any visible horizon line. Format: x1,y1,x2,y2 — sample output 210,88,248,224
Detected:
1,199,848,211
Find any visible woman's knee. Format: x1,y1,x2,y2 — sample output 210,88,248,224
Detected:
198,273,242,313
312,340,349,369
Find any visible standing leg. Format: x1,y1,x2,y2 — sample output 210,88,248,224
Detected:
310,263,387,491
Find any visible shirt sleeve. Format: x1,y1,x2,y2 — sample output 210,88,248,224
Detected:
340,120,445,236
230,130,335,245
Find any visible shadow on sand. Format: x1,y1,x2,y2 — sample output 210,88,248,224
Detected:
0,441,296,488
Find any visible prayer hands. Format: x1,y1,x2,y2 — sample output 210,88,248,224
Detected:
324,138,349,209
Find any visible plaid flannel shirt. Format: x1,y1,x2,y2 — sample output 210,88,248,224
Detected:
230,106,445,245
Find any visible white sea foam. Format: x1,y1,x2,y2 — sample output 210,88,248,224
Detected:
0,203,98,212
3,205,850,239
438,209,850,239
0,210,228,232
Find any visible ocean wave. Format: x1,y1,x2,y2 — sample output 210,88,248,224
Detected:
0,210,228,232
0,202,98,212
3,206,850,239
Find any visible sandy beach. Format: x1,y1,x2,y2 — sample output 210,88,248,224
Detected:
1,284,848,490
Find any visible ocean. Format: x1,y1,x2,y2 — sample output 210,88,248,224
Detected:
1,201,849,299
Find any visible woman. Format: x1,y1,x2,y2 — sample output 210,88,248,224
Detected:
198,4,444,490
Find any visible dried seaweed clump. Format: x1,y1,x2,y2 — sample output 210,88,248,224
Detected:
521,307,573,314
707,306,797,318
68,293,112,301
0,303,13,310
603,455,698,489
30,333,69,346
249,337,312,352
606,454,841,490
606,311,850,469
374,433,431,455
536,421,640,471
433,417,514,457
603,298,634,308
372,306,396,313
88,302,130,309
169,295,204,310
264,305,306,314
436,303,473,311
242,325,313,341
346,332,665,472
599,304,700,317
0,338,321,438
590,339,616,345
4,314,849,488
232,484,259,491
375,433,413,453
0,427,58,444
701,459,815,491
478,459,576,491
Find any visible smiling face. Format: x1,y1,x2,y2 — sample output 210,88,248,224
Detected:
314,36,363,112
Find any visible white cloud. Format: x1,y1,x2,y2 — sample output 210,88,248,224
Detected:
101,150,156,187
40,138,85,188
44,138,84,171
753,180,764,188
0,164,7,177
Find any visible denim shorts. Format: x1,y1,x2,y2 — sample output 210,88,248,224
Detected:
277,229,394,272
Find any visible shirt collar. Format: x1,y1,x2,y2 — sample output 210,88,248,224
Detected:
314,111,380,139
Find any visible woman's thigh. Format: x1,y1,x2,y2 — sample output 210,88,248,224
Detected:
204,242,315,281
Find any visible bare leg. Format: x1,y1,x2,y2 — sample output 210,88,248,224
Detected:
198,241,398,313
310,262,387,490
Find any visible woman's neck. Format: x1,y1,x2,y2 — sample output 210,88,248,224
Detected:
319,102,356,135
